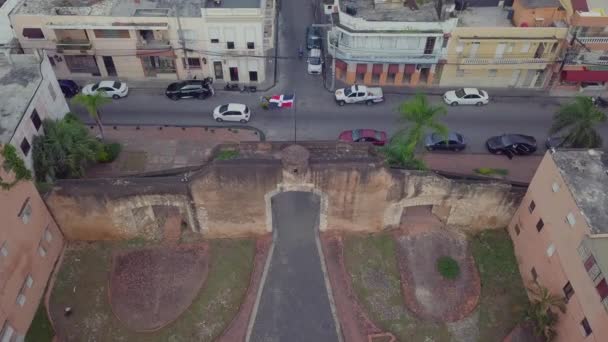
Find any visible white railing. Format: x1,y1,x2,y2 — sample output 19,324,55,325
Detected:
578,37,608,44
461,57,550,65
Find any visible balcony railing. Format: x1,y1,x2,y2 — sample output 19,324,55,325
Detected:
578,37,608,44
137,39,171,49
460,57,551,65
329,42,439,64
56,39,92,50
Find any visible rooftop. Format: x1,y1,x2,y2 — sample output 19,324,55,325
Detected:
340,0,442,22
551,149,608,235
457,6,514,27
16,0,260,17
0,55,42,144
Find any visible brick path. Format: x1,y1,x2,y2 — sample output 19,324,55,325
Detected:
85,125,261,177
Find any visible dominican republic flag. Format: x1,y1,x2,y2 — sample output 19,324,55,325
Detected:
269,94,295,108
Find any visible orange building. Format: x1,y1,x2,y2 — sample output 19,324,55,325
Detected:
0,146,64,341
509,149,608,342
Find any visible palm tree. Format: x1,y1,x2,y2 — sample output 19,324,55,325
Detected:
385,94,448,168
526,281,566,341
550,96,606,148
71,92,111,140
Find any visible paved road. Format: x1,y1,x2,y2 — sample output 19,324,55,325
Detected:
250,192,338,342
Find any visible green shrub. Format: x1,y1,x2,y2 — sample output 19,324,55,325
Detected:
1,144,32,189
97,143,121,163
474,167,509,176
215,150,239,160
437,256,460,280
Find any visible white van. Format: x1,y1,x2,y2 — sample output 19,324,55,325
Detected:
307,49,322,75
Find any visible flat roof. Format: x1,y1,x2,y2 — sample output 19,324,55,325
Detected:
0,55,42,144
457,6,514,27
340,0,441,22
16,0,260,17
552,149,608,235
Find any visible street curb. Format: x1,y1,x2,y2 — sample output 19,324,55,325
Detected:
315,229,344,342
83,123,266,141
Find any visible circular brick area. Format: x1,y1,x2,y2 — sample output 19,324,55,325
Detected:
109,244,209,331
395,230,480,322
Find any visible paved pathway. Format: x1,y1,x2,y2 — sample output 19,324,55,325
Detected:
250,192,339,342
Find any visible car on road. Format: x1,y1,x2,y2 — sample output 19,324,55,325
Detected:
424,132,466,151
165,80,213,100
443,88,489,106
306,26,322,50
307,48,322,75
82,80,128,99
339,129,387,146
58,79,80,98
334,85,384,106
213,103,250,123
486,134,537,155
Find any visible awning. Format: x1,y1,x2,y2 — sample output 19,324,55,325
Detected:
336,59,347,70
388,64,399,74
372,64,383,74
356,64,367,74
561,70,608,82
404,64,416,74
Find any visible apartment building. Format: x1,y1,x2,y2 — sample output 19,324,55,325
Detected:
10,0,275,84
557,0,608,91
0,149,65,341
508,149,608,342
0,52,69,171
440,0,567,88
1,0,22,48
328,0,458,87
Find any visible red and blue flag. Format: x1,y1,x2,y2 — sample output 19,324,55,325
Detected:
269,94,295,108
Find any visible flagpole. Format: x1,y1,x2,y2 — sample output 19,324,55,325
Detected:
293,91,297,143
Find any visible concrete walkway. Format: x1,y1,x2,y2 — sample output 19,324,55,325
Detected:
249,192,339,342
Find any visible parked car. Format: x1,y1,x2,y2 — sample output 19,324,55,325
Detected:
306,26,322,50
486,134,537,155
58,79,80,98
165,80,213,100
424,132,466,151
334,85,384,106
338,129,387,146
307,48,322,75
443,88,489,106
82,81,128,99
213,103,250,123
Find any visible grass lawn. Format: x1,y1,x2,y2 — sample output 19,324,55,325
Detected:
471,229,529,341
25,302,54,342
49,238,255,342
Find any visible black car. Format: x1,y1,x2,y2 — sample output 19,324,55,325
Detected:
486,134,537,156
306,26,322,50
424,132,466,151
165,80,213,100
58,79,80,98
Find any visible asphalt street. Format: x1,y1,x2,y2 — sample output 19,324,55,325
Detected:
70,0,608,154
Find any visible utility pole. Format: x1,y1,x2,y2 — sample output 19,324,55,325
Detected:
175,5,190,79
293,91,297,143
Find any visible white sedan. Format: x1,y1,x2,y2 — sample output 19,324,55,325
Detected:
443,88,489,106
213,103,251,123
82,81,129,99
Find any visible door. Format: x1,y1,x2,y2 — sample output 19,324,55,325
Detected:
469,42,480,58
509,70,521,87
522,70,536,87
495,43,507,59
213,61,223,80
347,92,357,103
103,56,117,76
229,67,239,81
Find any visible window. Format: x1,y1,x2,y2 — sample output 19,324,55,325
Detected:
514,224,520,235
520,42,531,53
528,200,535,213
488,69,497,77
531,267,538,281
38,244,47,257
456,42,464,53
44,226,53,242
456,68,464,77
93,29,130,38
596,278,608,299
563,281,574,301
16,294,25,307
182,57,201,69
249,71,258,82
22,28,44,39
48,82,58,101
580,318,592,336
182,29,196,41
227,41,235,49
424,37,436,54
0,241,7,257
566,212,576,227
578,243,590,259
550,42,558,54
211,38,219,44
26,275,33,288
552,182,560,192
536,218,544,232
442,37,449,48
20,138,31,156
0,322,15,342
546,243,555,257
30,110,41,131
247,42,255,49
18,198,32,224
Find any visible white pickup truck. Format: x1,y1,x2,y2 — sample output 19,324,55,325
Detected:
334,85,384,106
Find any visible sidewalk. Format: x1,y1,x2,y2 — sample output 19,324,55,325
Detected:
423,153,543,184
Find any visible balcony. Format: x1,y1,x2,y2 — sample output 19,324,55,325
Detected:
136,30,170,50
578,37,608,44
329,41,439,64
460,57,551,65
56,38,92,51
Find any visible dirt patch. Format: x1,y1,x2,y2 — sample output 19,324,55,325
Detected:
109,243,209,331
395,229,481,322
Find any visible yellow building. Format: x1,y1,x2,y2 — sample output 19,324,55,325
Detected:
440,3,567,89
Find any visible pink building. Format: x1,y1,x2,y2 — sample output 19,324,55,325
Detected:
509,149,608,341
0,147,64,341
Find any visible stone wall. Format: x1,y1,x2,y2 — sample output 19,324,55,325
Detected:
45,144,525,241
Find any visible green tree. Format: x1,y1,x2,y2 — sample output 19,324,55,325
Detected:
384,93,448,168
71,92,110,140
550,96,606,148
33,115,102,181
525,281,566,341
